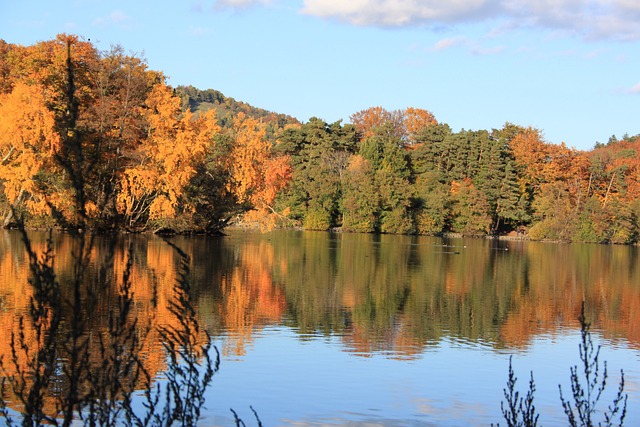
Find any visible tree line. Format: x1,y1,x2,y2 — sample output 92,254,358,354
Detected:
1,35,639,243
270,111,639,243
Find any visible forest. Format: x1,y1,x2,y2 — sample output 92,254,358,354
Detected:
1,34,639,243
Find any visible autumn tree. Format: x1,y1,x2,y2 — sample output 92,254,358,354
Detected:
0,35,101,228
0,39,16,94
403,107,438,146
588,136,640,206
225,113,292,230
14,34,99,134
527,181,577,241
350,106,437,146
575,135,640,243
507,126,588,191
350,106,399,141
117,83,222,232
86,45,160,226
0,35,168,230
227,113,271,205
0,82,60,226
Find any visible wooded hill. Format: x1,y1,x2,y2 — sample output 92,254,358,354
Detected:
1,35,639,243
174,85,299,142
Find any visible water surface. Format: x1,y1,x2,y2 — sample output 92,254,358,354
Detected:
0,229,638,426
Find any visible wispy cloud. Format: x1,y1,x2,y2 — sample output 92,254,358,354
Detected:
300,0,493,27
200,0,640,41
428,37,467,52
427,36,505,56
213,0,272,9
92,10,132,29
630,82,640,94
297,0,640,41
191,1,206,13
471,44,506,55
189,26,211,36
583,48,608,59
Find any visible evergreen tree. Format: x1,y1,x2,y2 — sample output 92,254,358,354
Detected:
341,155,380,232
411,123,452,178
361,124,414,234
450,178,492,235
274,118,358,230
494,160,530,232
413,172,450,235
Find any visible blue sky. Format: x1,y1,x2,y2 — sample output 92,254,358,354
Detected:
1,0,639,150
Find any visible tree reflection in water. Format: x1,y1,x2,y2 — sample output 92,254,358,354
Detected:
0,229,216,426
0,229,639,425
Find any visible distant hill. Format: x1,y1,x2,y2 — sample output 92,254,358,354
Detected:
174,85,300,134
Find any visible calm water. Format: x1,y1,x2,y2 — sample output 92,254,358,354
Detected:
0,229,639,426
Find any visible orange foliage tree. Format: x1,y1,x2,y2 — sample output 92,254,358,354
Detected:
11,35,99,127
0,35,165,229
117,83,220,230
350,106,437,146
509,126,588,191
403,107,438,146
228,113,292,230
0,82,61,225
350,106,397,140
0,35,101,226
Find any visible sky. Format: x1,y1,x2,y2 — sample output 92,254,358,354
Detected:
1,0,639,151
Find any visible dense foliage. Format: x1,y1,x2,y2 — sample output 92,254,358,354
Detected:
1,35,639,242
0,35,291,234
271,115,640,243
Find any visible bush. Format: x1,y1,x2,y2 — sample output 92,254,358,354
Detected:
495,302,627,427
0,229,216,427
303,208,331,230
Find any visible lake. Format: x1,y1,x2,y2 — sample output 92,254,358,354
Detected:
0,228,638,426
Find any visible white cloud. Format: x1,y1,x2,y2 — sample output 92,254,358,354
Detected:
426,36,506,56
504,0,640,41
191,1,206,13
299,0,640,41
471,44,506,55
189,26,211,36
583,48,607,59
213,0,272,9
630,82,640,94
92,10,132,28
300,0,494,27
612,0,640,14
428,37,467,52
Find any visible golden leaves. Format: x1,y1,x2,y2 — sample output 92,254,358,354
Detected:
0,82,60,208
228,113,270,204
227,113,293,230
117,84,221,225
350,106,438,145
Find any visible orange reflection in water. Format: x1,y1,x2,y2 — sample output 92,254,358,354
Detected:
219,240,286,356
0,232,211,417
1,230,639,377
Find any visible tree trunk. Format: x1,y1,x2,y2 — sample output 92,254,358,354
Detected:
3,188,25,228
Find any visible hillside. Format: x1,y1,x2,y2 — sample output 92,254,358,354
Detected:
174,85,300,137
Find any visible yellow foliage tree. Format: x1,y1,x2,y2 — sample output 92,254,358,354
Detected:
117,83,220,229
228,113,292,230
0,82,60,225
403,107,437,146
228,113,270,204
